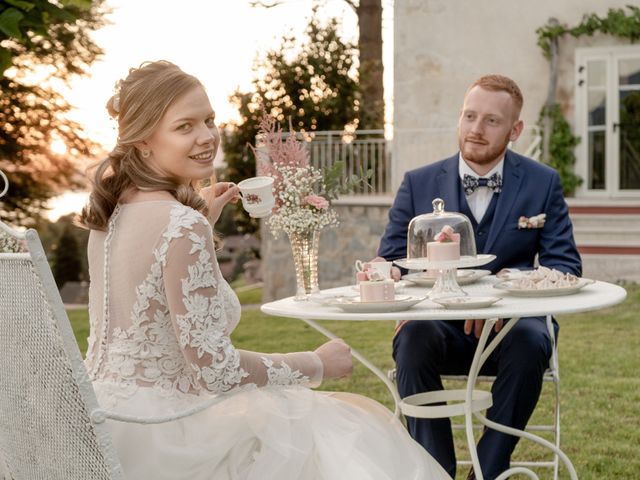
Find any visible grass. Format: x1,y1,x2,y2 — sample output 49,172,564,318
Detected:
67,284,640,480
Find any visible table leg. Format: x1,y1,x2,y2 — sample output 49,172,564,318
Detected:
298,317,403,418
465,318,578,480
465,318,495,480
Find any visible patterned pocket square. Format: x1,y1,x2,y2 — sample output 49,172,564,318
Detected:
518,213,546,229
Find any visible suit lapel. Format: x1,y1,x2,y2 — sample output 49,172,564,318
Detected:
435,155,461,214
484,150,523,253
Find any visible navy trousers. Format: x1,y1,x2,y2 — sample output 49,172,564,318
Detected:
392,317,555,479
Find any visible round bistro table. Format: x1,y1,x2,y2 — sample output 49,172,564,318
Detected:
261,276,626,480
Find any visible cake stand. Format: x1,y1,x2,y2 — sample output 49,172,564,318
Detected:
394,254,495,299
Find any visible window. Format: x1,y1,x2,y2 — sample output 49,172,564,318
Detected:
576,46,640,196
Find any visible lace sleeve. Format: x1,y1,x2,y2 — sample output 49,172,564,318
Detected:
162,207,323,394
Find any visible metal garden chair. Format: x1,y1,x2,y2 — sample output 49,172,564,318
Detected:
389,315,561,480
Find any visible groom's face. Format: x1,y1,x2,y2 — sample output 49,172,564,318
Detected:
457,86,523,166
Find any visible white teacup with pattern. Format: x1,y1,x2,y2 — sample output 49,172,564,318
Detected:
237,176,275,218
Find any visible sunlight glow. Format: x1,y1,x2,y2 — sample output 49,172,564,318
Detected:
57,0,394,149
50,137,67,155
47,192,89,221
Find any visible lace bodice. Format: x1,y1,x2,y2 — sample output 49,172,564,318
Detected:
85,201,323,405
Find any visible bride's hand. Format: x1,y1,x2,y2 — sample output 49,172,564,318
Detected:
314,338,353,379
200,182,240,225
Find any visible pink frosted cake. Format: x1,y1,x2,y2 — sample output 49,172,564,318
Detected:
427,225,460,261
360,279,395,302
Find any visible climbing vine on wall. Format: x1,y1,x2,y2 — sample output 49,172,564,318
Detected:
535,5,640,195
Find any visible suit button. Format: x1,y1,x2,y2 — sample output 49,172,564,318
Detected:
478,231,485,236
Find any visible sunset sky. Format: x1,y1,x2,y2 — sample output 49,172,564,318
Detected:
47,0,393,220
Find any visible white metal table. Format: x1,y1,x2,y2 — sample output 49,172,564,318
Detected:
261,277,626,480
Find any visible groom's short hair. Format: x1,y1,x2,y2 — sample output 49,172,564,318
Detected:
469,74,523,117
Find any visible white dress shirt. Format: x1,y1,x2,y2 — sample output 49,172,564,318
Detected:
458,154,504,223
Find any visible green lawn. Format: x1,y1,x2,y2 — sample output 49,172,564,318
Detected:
68,284,640,480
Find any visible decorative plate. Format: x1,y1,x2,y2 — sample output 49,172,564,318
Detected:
402,269,491,287
493,278,595,297
393,254,495,271
309,293,357,306
432,296,501,310
328,295,426,313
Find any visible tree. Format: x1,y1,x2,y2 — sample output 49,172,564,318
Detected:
250,0,384,129
0,0,108,224
220,11,360,233
251,0,384,129
52,221,82,288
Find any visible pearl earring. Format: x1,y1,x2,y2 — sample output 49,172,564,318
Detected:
141,149,151,158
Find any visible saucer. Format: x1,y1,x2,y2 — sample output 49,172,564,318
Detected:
402,269,491,287
309,293,357,306
432,296,501,310
328,295,426,313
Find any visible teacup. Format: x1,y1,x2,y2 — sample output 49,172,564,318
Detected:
355,260,392,280
237,176,275,218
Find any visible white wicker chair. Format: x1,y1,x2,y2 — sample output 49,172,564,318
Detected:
0,171,222,479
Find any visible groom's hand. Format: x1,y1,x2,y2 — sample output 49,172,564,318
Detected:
464,319,504,338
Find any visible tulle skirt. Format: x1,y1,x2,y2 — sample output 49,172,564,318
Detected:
95,383,450,480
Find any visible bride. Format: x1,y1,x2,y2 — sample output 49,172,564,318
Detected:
80,60,450,480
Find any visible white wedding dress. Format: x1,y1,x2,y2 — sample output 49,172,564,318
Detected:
85,200,450,480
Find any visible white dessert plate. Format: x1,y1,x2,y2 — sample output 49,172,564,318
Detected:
493,278,595,297
432,296,501,310
394,254,495,270
328,295,426,313
402,269,491,287
350,280,409,292
309,293,357,306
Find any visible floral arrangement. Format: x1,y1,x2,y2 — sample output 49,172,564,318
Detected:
252,113,368,237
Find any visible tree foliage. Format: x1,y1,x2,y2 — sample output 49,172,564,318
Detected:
536,6,640,59
52,220,82,287
0,0,108,224
251,0,384,129
220,11,360,233
537,104,582,196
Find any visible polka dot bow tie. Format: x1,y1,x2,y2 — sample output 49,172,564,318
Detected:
462,172,503,196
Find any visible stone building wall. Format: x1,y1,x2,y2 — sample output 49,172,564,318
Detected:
261,198,393,302
393,0,630,190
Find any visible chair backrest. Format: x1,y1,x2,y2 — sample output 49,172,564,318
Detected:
0,209,125,477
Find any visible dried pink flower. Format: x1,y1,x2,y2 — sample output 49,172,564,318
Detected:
434,225,460,243
304,194,329,210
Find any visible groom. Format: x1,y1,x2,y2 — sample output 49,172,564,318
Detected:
377,75,581,479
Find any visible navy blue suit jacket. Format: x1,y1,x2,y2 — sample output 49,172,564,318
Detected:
377,150,582,276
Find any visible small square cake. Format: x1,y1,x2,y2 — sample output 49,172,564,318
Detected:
426,241,460,261
427,225,461,261
360,279,395,302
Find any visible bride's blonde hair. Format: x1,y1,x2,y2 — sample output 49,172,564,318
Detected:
80,60,209,230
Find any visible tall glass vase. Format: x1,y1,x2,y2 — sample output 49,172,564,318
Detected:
288,229,320,301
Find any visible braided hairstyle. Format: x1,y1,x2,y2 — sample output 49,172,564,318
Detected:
80,60,209,230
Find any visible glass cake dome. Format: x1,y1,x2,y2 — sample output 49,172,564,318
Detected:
407,198,477,264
